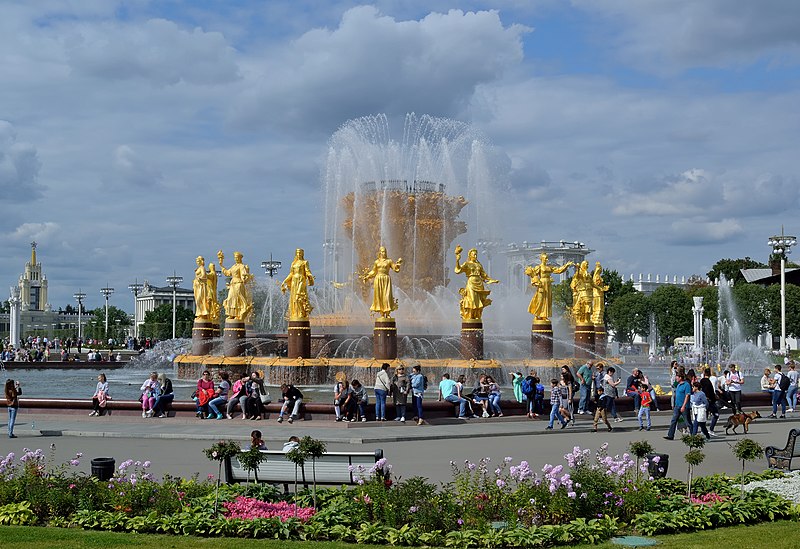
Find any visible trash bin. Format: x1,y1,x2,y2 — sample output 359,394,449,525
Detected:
90,457,115,481
646,453,669,479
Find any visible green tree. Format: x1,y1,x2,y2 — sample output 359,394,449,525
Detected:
552,278,573,319
767,284,800,339
706,257,766,285
0,300,8,314
85,306,130,341
601,269,635,326
733,283,770,341
607,291,650,344
649,285,693,347
141,303,194,340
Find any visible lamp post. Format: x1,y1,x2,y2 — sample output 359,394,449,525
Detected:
166,272,183,339
100,286,114,339
73,290,86,342
261,254,282,332
128,279,143,340
768,229,797,355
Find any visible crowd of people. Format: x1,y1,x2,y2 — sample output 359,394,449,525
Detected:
0,335,161,364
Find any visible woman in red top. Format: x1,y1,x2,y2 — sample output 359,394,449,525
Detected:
195,370,215,419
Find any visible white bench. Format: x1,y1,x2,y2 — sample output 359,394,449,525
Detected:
224,449,383,492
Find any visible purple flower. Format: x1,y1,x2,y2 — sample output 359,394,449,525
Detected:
457,518,464,526
496,479,506,488
409,506,418,513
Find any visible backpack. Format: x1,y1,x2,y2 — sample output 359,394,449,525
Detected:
779,373,791,392
423,375,428,390
535,383,545,398
521,377,534,396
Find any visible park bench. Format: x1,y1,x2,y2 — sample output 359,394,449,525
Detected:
224,449,383,492
765,429,800,470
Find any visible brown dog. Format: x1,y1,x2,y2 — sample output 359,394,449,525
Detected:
724,410,762,435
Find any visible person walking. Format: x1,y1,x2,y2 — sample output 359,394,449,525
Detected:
690,382,711,439
545,379,568,430
664,372,692,440
5,379,21,438
786,362,799,412
699,368,719,435
637,383,652,431
770,364,789,418
410,365,426,425
374,363,392,421
576,360,593,414
603,366,622,422
726,364,744,414
592,386,613,432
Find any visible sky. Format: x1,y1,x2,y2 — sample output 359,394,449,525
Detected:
2,0,800,312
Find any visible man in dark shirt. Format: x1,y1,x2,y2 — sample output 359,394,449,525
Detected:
278,384,304,424
699,368,719,435
625,368,641,412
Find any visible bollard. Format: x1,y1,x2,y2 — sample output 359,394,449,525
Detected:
646,453,669,479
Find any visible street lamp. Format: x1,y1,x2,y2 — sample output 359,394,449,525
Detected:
768,229,797,355
261,254,282,332
166,271,183,339
73,290,86,342
100,286,114,339
128,279,143,340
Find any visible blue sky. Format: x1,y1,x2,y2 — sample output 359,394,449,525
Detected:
2,0,799,311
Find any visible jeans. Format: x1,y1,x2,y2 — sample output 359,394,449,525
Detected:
772,389,787,415
375,389,388,420
526,395,535,414
578,384,591,412
649,389,660,411
608,397,618,419
548,403,566,428
208,397,227,417
729,390,742,414
488,394,502,415
666,405,692,438
445,394,468,417
280,398,303,418
692,420,710,438
153,393,175,415
395,404,406,420
412,394,424,419
788,385,798,409
7,407,17,436
534,396,544,414
708,401,719,431
627,390,641,411
638,406,651,428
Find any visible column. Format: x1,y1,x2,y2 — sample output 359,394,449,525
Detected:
692,296,704,355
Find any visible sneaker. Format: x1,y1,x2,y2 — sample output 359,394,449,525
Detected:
8,434,16,438
336,417,343,422
142,411,147,418
663,436,674,440
216,413,224,420
561,422,568,429
157,413,166,418
788,408,795,413
607,426,613,432
401,417,406,423
288,417,294,424
646,427,652,431
226,414,233,420
89,411,96,416
614,417,623,423
458,416,467,420
545,426,553,430
768,414,776,418
417,419,424,425
350,418,356,422
591,428,598,432
482,411,489,418
780,415,786,419
639,426,644,431
708,431,717,437
277,417,283,423
393,417,401,421
361,417,367,422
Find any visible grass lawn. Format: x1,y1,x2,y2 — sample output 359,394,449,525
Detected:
1,521,798,548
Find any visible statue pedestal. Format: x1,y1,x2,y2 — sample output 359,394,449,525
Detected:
574,323,595,360
288,319,312,359
192,319,215,355
594,324,607,357
531,320,553,359
373,318,398,360
223,320,246,357
461,320,484,360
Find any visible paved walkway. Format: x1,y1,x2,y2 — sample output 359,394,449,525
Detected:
3,406,797,484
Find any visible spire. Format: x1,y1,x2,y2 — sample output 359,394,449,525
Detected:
30,241,37,265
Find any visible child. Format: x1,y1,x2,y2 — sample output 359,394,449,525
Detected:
690,381,711,439
333,372,349,422
638,383,652,431
248,430,267,450
282,435,300,452
592,386,613,432
534,377,545,417
545,379,568,430
510,372,524,403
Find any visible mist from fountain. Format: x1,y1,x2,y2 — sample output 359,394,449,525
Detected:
716,275,770,375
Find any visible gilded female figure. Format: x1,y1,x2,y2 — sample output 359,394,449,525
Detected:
218,250,254,322
571,260,594,324
193,256,210,319
281,248,315,320
591,261,610,325
454,246,499,320
526,253,572,321
362,246,403,318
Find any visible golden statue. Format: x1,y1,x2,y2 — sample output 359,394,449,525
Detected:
207,262,221,322
193,256,211,320
217,250,254,322
571,260,594,324
454,245,499,321
281,248,315,321
526,253,573,321
591,261,610,325
361,246,403,318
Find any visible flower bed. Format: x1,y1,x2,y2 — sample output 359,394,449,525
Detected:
223,496,315,521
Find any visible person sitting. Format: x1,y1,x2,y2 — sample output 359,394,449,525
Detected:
207,371,231,420
247,429,267,451
90,373,110,417
139,372,160,418
486,375,503,417
151,373,174,418
471,374,490,417
277,384,303,424
439,373,469,419
245,372,269,421
333,372,350,422
345,380,369,422
625,368,642,411
226,373,250,419
195,370,216,419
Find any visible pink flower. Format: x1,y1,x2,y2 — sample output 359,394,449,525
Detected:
222,496,316,522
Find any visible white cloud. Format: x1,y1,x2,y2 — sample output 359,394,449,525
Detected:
7,222,61,243
102,145,164,190
0,121,44,202
669,218,744,245
64,18,240,86
231,6,528,132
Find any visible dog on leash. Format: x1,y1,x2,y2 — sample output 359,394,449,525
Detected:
724,410,761,435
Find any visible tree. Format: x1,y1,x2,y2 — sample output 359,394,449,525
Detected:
732,283,769,341
649,285,693,347
601,269,635,326
681,434,706,500
607,291,650,344
706,257,766,285
86,305,131,341
732,438,763,500
141,303,194,340
767,283,800,340
552,278,573,319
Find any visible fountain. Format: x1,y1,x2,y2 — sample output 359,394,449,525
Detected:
175,114,616,385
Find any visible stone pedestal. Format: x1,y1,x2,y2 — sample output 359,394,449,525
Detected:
461,320,484,360
531,319,554,359
192,319,216,355
373,317,398,360
594,324,607,356
574,323,595,359
288,319,312,359
223,320,247,357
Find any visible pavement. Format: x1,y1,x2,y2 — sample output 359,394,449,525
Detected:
2,405,798,484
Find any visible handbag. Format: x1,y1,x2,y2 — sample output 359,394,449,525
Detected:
692,403,707,423
259,391,271,405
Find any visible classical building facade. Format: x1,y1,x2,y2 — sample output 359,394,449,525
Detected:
19,242,49,311
134,280,194,330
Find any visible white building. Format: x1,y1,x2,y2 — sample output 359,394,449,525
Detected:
134,280,194,330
